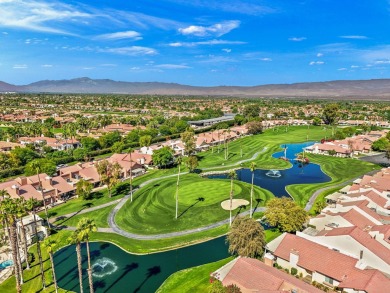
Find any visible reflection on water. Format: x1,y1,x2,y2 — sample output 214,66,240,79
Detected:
208,142,331,197
55,237,229,293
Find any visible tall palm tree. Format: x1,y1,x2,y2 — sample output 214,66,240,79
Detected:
77,218,97,293
175,156,182,219
26,198,46,290
249,162,257,218
0,198,22,293
128,148,134,202
16,198,30,270
68,230,84,293
30,161,51,230
42,238,59,293
228,170,237,226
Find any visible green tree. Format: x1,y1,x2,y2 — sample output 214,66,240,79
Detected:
139,135,152,147
314,200,327,214
73,148,90,162
209,279,225,293
228,170,236,226
227,217,266,258
77,218,97,293
264,197,308,232
99,131,121,148
111,141,126,153
76,178,93,200
322,103,340,125
249,162,257,218
9,147,40,167
385,145,390,161
185,155,198,172
80,137,100,151
96,160,122,197
181,130,196,155
25,158,56,176
42,238,59,293
312,116,322,126
152,146,174,168
243,104,260,119
372,137,390,151
0,198,23,293
16,198,30,270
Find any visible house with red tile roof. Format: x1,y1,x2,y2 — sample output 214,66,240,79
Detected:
266,233,390,292
212,257,323,293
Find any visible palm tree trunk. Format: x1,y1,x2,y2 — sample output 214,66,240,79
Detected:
76,242,84,293
15,230,23,284
129,152,133,202
32,211,46,289
175,164,181,219
19,217,30,270
9,221,22,293
49,252,59,293
86,240,94,293
229,178,233,226
250,172,254,218
36,171,51,231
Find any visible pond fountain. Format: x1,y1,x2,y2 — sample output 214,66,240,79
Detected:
92,257,118,278
265,170,282,178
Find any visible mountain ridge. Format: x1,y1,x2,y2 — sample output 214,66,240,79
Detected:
1,77,390,99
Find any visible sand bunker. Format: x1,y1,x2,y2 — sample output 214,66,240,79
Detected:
221,199,250,211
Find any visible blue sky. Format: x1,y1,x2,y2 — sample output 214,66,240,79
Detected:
0,0,389,86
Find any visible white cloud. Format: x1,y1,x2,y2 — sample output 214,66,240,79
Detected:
340,35,368,39
316,53,323,57
309,61,324,65
2,31,8,35
130,67,140,70
350,65,359,68
41,64,52,68
288,37,306,42
178,20,240,37
99,46,157,56
337,68,347,71
13,64,28,69
154,64,191,69
222,48,231,53
95,31,142,41
82,67,94,70
260,58,272,61
374,59,390,64
169,39,246,47
0,0,92,34
100,63,117,67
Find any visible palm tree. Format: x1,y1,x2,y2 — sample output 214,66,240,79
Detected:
228,170,237,226
26,198,46,290
42,238,59,293
16,198,30,270
128,148,134,202
30,161,51,230
77,218,97,293
249,162,257,218
0,198,22,293
175,156,182,219
68,230,84,293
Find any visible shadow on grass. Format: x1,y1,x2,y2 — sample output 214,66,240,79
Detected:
253,198,263,213
178,197,205,219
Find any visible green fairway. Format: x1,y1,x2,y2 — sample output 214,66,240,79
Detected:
53,204,113,228
286,154,380,206
115,174,273,235
198,126,331,171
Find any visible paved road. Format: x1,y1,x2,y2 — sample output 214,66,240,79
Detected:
304,169,379,211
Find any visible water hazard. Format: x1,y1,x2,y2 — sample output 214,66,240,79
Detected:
208,142,331,197
54,237,229,293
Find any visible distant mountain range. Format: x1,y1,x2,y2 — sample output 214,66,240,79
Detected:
1,77,390,99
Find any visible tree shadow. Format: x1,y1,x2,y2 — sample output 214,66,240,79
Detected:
90,249,101,261
100,243,110,250
133,266,161,293
178,197,205,219
253,198,263,213
233,205,247,221
104,262,139,293
112,184,128,197
94,280,106,290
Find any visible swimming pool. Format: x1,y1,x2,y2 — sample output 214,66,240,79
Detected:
0,260,13,269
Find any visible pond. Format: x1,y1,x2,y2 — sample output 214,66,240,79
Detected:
54,236,229,293
208,142,331,197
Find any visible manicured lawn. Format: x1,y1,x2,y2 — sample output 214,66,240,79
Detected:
53,205,113,228
286,154,380,206
197,125,331,171
115,174,273,235
156,228,282,292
